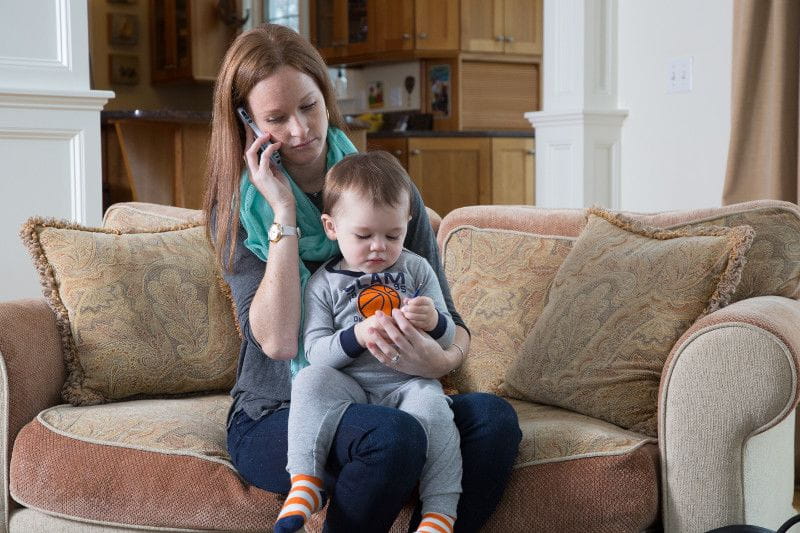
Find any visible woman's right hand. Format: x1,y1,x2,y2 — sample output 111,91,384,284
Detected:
243,129,295,216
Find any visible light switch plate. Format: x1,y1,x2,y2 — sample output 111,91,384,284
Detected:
667,56,693,93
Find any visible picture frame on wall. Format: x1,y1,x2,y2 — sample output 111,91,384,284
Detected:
108,13,139,46
109,54,140,85
428,64,451,118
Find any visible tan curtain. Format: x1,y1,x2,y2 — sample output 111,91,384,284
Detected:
723,0,800,205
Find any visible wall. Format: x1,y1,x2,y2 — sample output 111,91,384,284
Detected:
0,1,113,300
618,0,732,211
332,62,422,117
88,0,213,111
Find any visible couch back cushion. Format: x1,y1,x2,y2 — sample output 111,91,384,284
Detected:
20,218,240,405
442,225,575,394
501,209,754,436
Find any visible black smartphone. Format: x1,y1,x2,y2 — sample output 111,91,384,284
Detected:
236,107,283,168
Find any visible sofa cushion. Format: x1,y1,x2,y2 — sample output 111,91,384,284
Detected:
442,225,574,394
10,396,657,532
19,218,240,405
503,208,755,436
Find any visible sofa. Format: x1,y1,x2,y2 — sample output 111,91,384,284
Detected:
2,199,800,533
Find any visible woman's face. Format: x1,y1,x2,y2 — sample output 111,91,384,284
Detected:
246,65,329,169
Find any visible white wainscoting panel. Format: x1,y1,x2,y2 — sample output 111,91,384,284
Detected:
0,0,89,91
0,91,112,301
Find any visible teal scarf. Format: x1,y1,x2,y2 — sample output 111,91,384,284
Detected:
239,127,357,376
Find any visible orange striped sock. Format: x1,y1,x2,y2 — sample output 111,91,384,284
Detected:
274,474,325,533
415,512,455,533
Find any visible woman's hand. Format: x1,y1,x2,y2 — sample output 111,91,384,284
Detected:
366,309,456,379
243,128,295,216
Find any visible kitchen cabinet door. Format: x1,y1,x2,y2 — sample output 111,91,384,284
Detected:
460,0,504,53
150,0,235,83
503,0,542,55
491,138,535,205
461,0,542,56
414,0,460,51
407,137,491,216
312,0,373,59
367,137,409,169
374,0,415,52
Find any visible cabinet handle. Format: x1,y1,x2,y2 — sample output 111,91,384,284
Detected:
393,149,404,156
495,35,504,42
526,149,536,155
418,32,428,39
505,35,514,43
410,149,421,155
402,33,411,40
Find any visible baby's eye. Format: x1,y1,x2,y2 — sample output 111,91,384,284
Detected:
387,235,400,241
356,234,371,240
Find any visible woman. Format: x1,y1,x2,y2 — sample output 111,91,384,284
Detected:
203,24,521,532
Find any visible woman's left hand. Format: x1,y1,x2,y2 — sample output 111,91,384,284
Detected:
366,309,452,379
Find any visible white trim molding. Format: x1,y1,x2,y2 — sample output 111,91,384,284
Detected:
527,109,627,209
0,89,114,111
530,0,627,209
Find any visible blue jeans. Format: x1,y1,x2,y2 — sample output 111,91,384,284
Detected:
227,392,521,533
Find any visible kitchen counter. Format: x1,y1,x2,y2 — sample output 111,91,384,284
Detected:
102,110,212,124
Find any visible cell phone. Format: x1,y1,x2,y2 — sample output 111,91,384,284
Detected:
236,107,283,168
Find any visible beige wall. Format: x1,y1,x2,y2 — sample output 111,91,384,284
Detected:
88,0,213,111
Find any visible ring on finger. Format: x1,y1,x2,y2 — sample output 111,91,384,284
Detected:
391,354,400,364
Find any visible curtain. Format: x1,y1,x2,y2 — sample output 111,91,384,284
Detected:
722,0,800,205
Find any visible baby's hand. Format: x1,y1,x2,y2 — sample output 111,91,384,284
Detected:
401,296,438,332
354,312,393,347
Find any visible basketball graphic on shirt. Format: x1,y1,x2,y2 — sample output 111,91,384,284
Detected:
357,284,401,318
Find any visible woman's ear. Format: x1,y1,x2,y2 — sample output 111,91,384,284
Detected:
320,214,337,240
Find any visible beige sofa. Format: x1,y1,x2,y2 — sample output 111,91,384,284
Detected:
2,200,799,532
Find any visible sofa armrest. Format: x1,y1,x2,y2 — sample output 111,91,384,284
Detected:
659,296,800,532
0,299,64,528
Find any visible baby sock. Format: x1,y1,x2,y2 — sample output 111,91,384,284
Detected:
274,474,325,533
415,512,455,533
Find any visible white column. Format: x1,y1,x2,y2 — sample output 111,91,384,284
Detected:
525,0,627,208
0,0,114,301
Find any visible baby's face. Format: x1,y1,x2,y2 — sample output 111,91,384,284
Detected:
323,189,410,273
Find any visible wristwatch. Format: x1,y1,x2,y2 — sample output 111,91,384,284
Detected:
268,222,302,243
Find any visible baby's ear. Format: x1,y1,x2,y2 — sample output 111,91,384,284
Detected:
320,214,337,240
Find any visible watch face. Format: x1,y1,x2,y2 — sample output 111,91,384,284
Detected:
268,224,280,242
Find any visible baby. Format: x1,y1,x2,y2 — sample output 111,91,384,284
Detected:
275,151,461,533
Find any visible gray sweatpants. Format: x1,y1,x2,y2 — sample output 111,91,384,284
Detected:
287,363,462,517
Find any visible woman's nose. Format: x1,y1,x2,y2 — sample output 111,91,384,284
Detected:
287,114,309,137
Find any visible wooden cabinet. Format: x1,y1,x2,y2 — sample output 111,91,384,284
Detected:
313,0,374,60
366,136,409,168
150,0,236,83
461,0,542,56
102,118,211,211
313,0,459,64
407,137,491,217
491,137,535,205
413,0,460,51
368,135,535,216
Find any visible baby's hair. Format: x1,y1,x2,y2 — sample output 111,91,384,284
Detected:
323,151,413,215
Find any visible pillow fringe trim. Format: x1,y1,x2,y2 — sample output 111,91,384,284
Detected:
18,217,206,406
586,207,756,316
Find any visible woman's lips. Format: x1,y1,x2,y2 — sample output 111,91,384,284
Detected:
291,138,316,150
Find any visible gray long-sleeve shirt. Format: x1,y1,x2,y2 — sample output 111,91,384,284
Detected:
303,249,455,376
217,185,466,425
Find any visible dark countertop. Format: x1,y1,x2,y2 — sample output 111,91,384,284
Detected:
368,130,534,138
102,110,212,123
